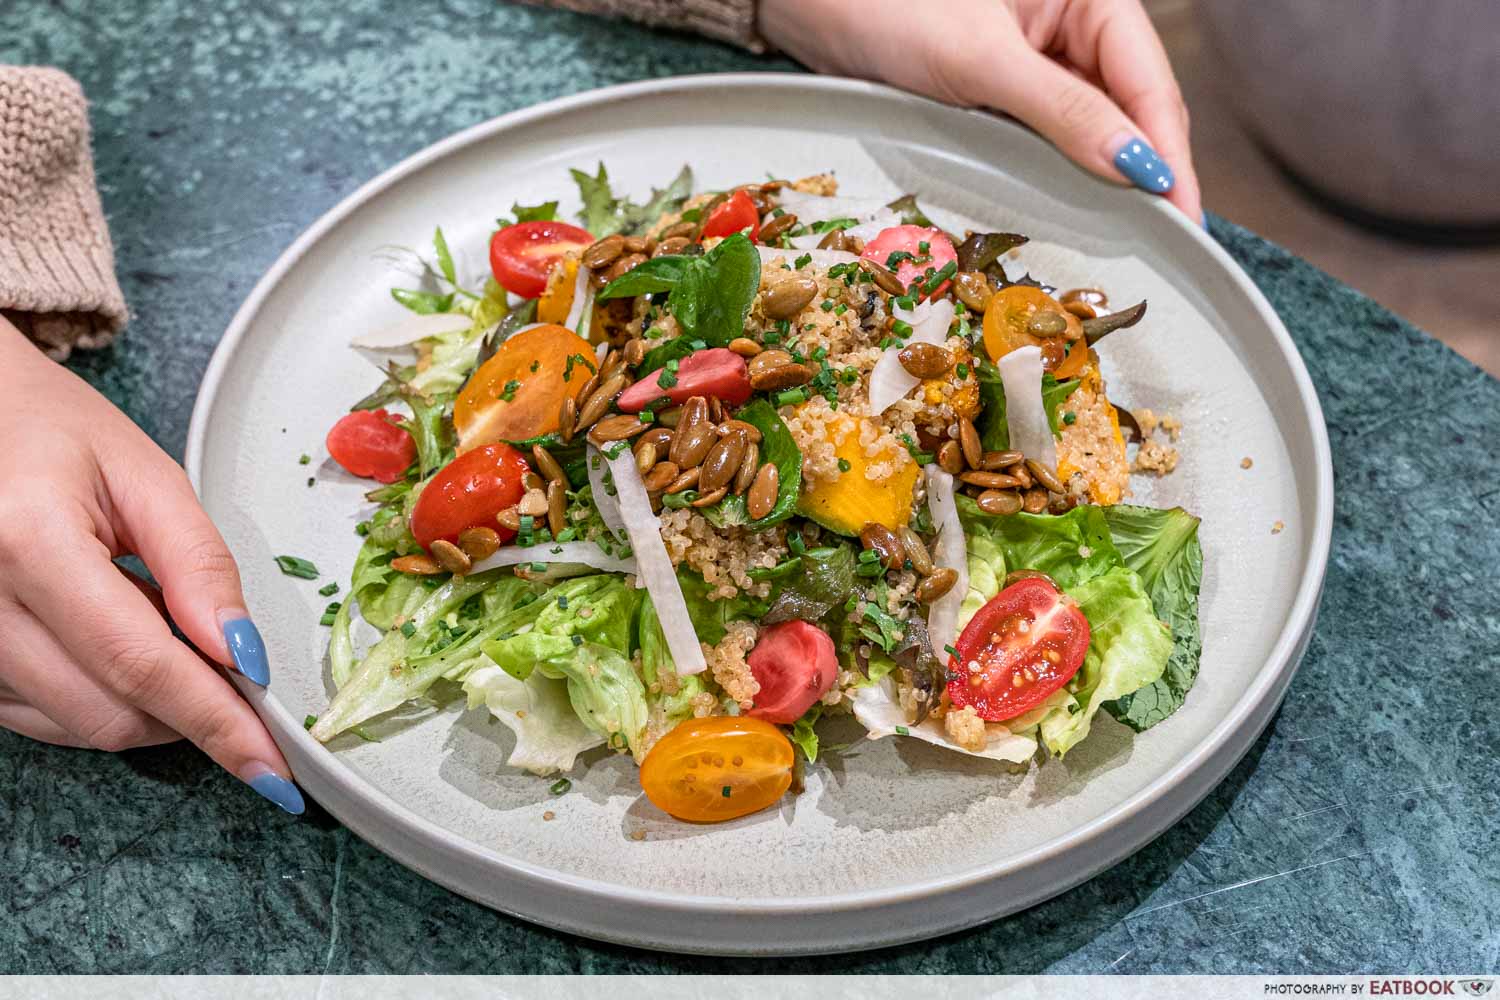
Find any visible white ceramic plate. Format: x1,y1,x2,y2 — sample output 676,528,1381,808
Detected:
186,74,1333,955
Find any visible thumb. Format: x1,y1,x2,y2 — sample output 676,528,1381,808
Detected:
978,42,1175,198
111,457,270,687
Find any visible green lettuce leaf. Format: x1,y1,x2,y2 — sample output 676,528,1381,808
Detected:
676,568,769,646
539,642,650,760
762,544,856,625
638,594,708,732
481,574,642,680
570,162,693,238
790,704,823,762
1038,566,1172,756
462,664,603,775
957,497,1120,591
1101,505,1204,731
973,359,1080,447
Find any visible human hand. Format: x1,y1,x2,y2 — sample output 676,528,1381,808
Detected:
759,0,1202,223
0,317,303,814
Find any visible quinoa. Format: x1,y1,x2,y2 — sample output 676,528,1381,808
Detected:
944,705,987,752
705,620,760,709
789,172,838,196
1055,377,1131,505
1133,438,1180,475
658,509,787,599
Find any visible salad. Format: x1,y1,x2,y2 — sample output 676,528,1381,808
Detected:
306,165,1203,824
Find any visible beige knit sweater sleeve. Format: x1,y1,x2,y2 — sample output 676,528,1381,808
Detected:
0,66,127,361
520,0,765,52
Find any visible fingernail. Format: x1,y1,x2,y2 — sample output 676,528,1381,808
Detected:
221,612,269,687
241,762,305,815
1109,133,1174,194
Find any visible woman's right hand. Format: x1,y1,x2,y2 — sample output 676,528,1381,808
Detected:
0,317,303,814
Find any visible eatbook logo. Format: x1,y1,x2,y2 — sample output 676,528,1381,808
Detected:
1461,982,1493,997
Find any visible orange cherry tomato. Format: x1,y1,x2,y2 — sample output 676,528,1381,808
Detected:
409,443,530,549
639,717,794,823
699,189,761,241
981,285,1084,368
453,323,596,450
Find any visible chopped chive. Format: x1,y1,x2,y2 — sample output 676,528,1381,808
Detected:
657,370,678,388
400,622,417,637
306,477,315,488
318,581,340,597
355,521,371,536
896,725,910,736
555,527,577,542
530,561,547,572
944,644,959,658
885,250,914,269
773,388,808,407
837,458,852,473
1063,411,1077,425
529,360,540,373
833,304,847,316
571,634,583,647
323,601,342,615
721,786,732,798
891,319,913,338
794,253,812,269
788,533,807,555
499,379,521,402
956,363,970,379
918,240,930,254
304,715,318,730
819,300,834,312
689,339,707,351
298,454,310,465
319,612,337,627
274,555,319,579
953,301,966,315
550,778,572,795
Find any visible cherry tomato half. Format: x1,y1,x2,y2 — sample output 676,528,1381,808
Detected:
615,347,751,413
746,620,837,725
947,577,1091,721
325,409,415,484
639,716,794,822
699,190,761,242
409,443,531,549
489,220,594,299
981,285,1085,370
861,225,957,299
453,323,596,450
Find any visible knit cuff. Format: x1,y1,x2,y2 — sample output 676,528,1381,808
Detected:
522,0,767,53
0,66,127,361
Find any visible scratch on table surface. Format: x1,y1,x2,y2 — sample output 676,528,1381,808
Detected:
1288,802,1349,822
1380,780,1459,800
1128,850,1379,919
1106,948,1135,970
317,828,348,987
13,804,177,915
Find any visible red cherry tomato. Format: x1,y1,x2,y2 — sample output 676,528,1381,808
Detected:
861,225,957,299
746,620,837,725
325,409,415,484
699,190,761,242
409,443,531,549
947,577,1091,722
489,220,594,299
615,348,752,413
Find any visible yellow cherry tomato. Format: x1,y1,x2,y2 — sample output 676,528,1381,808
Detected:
453,323,595,451
639,717,794,823
981,285,1084,367
536,256,578,326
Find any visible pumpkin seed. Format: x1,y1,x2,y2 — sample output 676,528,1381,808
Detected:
1048,493,1081,515
916,567,958,603
747,349,794,376
746,463,779,520
897,342,953,379
622,235,650,255
522,471,544,493
979,450,1024,471
588,413,649,444
392,553,443,575
664,466,701,495
623,338,646,367
1024,458,1065,494
953,271,991,312
976,489,1023,516
496,507,522,532
958,416,982,468
1009,461,1033,488
899,527,935,576
656,405,683,428
859,521,904,570
642,461,679,492
690,193,728,242
653,236,691,257
758,212,798,243
1081,301,1148,345
721,418,762,443
937,440,964,475
708,396,724,424
428,539,471,576
575,368,601,409
1022,487,1049,514
761,276,818,319
658,220,695,240
457,526,501,563
575,371,628,431
1027,310,1069,337
733,440,759,495
559,396,577,443
690,487,728,508
581,234,625,270
546,480,567,537
699,429,748,493
518,488,548,517
532,444,566,484
960,470,1024,489
749,362,813,392
603,253,647,283
728,337,762,357
639,426,674,451
860,259,905,296
669,397,712,468
633,439,658,474
817,229,851,252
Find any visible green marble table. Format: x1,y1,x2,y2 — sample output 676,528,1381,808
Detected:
4,0,1497,975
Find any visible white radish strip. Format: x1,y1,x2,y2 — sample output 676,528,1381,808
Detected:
924,467,968,659
564,261,593,336
850,679,1038,763
755,245,859,270
867,297,954,415
585,444,627,542
785,232,828,251
843,211,901,244
604,451,706,675
468,541,638,577
773,190,893,224
998,346,1057,470
349,312,472,349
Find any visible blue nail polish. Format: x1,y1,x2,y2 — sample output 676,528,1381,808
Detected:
1114,137,1175,194
223,617,270,686
246,770,306,815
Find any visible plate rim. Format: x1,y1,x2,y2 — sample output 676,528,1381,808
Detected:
185,72,1334,953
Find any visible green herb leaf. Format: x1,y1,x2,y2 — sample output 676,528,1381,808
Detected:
598,233,760,349
790,704,823,762
693,399,801,530
570,162,693,238
885,194,934,228
274,555,319,579
496,200,559,227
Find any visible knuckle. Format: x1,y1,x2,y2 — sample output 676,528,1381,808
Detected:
101,639,171,704
177,529,240,587
1056,81,1108,134
187,701,241,760
82,709,155,753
